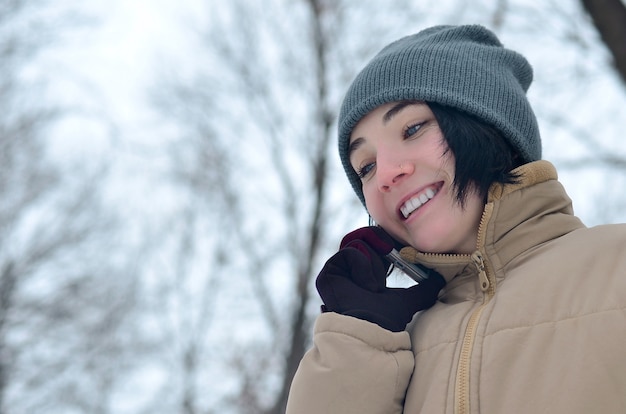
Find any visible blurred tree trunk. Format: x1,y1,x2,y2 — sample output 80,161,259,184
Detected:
581,0,626,84
267,1,334,412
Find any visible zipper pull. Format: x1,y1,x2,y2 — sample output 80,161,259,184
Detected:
471,251,490,292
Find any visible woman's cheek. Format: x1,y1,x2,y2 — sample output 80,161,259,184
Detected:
364,189,385,216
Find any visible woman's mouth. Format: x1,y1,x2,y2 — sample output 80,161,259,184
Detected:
399,186,439,219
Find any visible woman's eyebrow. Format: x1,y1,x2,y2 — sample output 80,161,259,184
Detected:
348,137,365,158
349,101,425,158
383,101,423,124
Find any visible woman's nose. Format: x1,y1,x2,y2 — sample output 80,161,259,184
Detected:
377,159,414,192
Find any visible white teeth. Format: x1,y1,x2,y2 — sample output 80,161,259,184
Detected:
409,197,422,211
400,188,438,218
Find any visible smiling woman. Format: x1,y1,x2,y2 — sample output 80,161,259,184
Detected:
287,24,626,414
349,101,484,254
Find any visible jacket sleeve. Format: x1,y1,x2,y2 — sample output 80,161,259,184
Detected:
286,312,415,414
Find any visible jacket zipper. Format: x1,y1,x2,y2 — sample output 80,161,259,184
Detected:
454,251,495,414
402,202,496,413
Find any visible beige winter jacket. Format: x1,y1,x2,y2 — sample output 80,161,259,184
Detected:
286,161,626,414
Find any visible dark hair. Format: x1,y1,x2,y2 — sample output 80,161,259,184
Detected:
428,102,523,206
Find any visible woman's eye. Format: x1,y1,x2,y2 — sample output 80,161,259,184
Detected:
405,121,425,138
357,162,375,179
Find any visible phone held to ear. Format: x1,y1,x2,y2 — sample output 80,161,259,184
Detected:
340,226,435,284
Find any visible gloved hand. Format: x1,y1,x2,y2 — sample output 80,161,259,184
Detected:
316,226,445,332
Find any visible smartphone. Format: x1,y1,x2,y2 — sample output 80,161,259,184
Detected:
386,248,431,283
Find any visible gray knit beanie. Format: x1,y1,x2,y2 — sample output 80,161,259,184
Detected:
338,24,541,206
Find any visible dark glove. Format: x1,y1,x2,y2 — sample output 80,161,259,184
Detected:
315,227,445,332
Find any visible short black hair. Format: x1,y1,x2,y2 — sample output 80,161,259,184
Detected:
428,101,523,206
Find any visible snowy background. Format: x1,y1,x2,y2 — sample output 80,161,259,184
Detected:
2,0,626,413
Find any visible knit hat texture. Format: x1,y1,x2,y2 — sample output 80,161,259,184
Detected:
338,24,542,206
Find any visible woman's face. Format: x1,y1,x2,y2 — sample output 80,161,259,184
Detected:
349,101,484,254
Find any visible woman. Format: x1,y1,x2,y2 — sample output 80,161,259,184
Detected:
286,25,626,413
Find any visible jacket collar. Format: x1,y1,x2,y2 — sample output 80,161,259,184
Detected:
400,161,585,284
